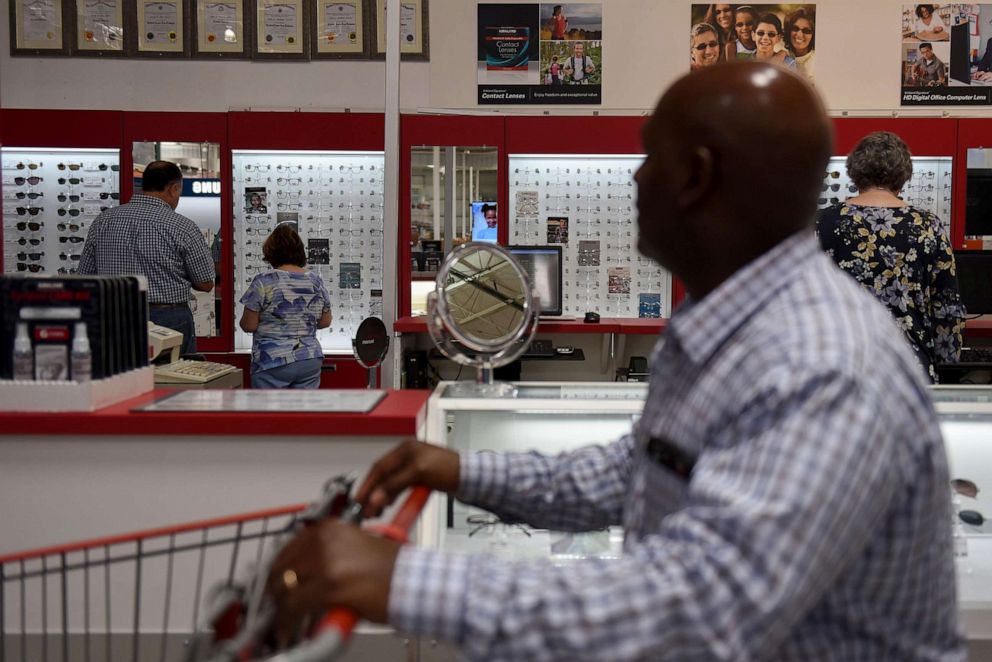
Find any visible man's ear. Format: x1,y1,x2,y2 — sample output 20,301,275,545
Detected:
676,145,715,210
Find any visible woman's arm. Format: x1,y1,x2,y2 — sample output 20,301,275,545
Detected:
317,308,332,329
240,308,260,333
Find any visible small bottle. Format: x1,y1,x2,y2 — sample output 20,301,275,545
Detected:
71,322,92,383
13,323,33,381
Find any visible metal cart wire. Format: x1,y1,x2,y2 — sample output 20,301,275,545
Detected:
0,477,429,662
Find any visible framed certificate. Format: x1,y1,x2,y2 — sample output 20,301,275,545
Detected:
372,0,428,60
254,0,309,59
192,0,249,57
311,0,368,59
135,0,190,56
70,0,127,55
10,0,67,55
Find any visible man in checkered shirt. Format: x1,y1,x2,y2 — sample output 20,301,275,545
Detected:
79,161,214,355
267,64,965,660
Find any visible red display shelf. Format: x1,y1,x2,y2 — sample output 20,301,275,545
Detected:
965,317,992,339
0,389,430,437
394,315,667,335
615,318,668,335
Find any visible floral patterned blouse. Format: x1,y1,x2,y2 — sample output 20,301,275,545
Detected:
815,203,964,383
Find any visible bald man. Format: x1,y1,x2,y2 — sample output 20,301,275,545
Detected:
265,64,964,660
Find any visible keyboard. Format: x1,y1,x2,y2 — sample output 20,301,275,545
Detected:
958,348,992,364
154,359,238,384
522,339,555,358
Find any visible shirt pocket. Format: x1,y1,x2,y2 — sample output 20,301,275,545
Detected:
623,432,695,540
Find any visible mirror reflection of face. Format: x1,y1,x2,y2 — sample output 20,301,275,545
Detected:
714,4,734,30
735,11,756,42
790,18,813,53
754,22,779,57
692,30,720,67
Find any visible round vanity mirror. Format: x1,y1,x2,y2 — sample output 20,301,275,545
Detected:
352,317,390,389
427,242,538,396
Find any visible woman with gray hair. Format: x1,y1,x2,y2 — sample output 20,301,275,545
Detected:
689,22,721,69
815,131,964,382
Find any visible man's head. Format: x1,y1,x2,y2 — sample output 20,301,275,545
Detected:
141,161,183,209
481,203,497,228
919,43,933,60
634,62,832,298
690,23,720,68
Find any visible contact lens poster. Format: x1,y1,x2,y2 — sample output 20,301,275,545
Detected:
477,3,602,105
689,4,816,85
901,4,992,106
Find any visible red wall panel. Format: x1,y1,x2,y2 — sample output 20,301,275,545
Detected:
505,116,648,155
228,112,384,150
1,109,123,148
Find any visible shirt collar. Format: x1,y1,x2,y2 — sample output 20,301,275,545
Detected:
666,229,820,365
130,194,172,210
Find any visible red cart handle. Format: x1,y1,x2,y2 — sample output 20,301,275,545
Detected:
316,486,431,639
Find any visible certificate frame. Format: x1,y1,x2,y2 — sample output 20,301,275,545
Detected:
133,0,191,58
310,0,369,59
252,0,310,60
68,0,129,57
192,0,250,58
371,0,428,61
9,0,69,56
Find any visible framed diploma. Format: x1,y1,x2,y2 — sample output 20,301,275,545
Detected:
372,0,428,60
311,0,368,59
69,0,127,55
192,0,248,57
254,0,309,60
10,0,67,55
135,0,190,56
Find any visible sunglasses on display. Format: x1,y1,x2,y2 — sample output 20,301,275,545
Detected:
17,263,44,272
99,192,120,200
59,253,82,261
17,236,44,246
58,208,81,217
58,178,81,185
16,207,43,216
15,191,43,200
17,251,45,261
15,162,42,170
14,176,43,186
58,163,82,171
58,222,83,232
59,236,85,243
97,164,120,171
15,221,43,231
58,193,81,202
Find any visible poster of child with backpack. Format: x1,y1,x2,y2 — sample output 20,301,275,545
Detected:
478,3,602,104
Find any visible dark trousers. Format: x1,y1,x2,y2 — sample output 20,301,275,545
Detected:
150,306,197,355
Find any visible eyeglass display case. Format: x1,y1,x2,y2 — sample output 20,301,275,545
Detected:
231,150,385,353
420,382,992,641
1,148,120,276
507,154,671,320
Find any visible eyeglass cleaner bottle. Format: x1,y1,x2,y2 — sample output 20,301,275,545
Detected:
71,322,91,383
13,322,33,381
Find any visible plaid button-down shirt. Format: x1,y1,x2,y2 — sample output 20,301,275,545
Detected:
78,194,214,304
389,231,965,661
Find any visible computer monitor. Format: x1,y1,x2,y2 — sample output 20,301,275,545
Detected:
954,250,992,315
506,245,563,317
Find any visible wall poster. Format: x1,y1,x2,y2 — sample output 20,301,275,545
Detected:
689,4,816,85
477,3,602,105
902,4,992,105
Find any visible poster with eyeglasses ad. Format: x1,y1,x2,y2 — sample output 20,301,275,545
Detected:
689,4,816,85
477,3,602,105
901,4,992,105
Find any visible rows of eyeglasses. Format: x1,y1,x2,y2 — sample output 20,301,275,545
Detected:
818,157,953,235
509,156,668,318
232,153,385,351
2,151,120,275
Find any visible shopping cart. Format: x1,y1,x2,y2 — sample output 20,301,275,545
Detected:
0,476,429,662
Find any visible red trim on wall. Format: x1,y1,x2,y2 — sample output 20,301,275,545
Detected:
0,109,123,148
505,116,648,154
830,118,957,156
229,112,384,150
